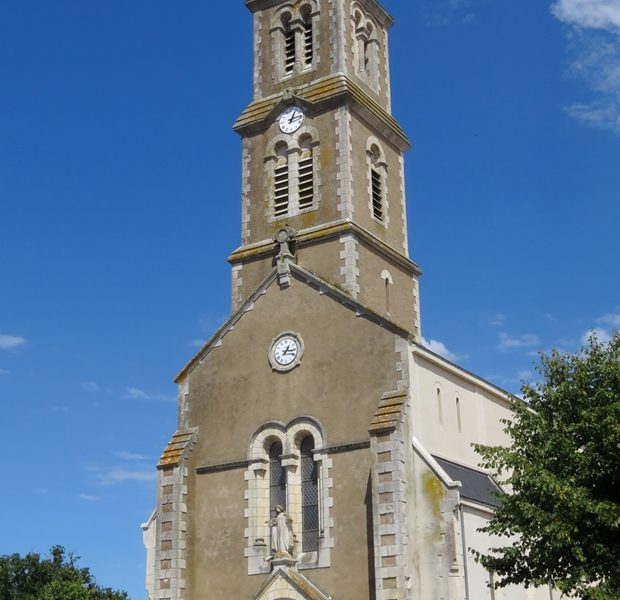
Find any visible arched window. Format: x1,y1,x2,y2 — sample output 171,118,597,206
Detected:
274,3,317,80
283,15,296,75
300,436,319,552
245,418,332,574
367,142,387,224
298,135,314,210
273,142,289,218
352,7,380,90
267,131,319,221
437,387,444,425
301,4,314,68
270,441,287,515
456,397,462,433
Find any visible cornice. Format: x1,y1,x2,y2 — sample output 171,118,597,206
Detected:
227,219,422,276
233,73,410,151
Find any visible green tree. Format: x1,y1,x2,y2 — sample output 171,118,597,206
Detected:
0,546,128,600
475,333,620,600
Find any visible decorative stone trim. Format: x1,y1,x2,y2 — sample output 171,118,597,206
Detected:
241,138,252,245
231,264,244,313
245,417,333,575
339,233,360,298
398,154,408,255
253,9,264,100
153,428,198,600
335,106,354,219
369,394,410,600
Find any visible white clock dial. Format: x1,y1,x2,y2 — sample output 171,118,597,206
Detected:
269,332,304,372
274,337,299,365
279,107,305,134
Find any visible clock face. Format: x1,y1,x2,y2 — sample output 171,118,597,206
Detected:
269,332,304,372
279,107,305,134
274,336,299,365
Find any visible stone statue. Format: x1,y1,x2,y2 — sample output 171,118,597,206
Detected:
270,504,293,557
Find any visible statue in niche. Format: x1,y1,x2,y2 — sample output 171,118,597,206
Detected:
269,504,294,558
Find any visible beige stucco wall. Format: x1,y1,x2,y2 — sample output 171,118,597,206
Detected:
180,275,407,599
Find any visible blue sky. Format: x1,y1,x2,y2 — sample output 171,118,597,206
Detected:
1,0,618,598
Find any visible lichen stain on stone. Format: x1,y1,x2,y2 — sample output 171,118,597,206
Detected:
422,471,443,520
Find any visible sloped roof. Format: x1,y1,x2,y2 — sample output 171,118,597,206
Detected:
158,428,199,469
433,456,502,508
369,390,407,433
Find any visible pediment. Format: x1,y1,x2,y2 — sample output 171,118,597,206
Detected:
254,566,330,600
175,262,413,383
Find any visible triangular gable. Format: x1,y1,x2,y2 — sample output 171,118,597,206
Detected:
254,567,330,600
175,262,413,382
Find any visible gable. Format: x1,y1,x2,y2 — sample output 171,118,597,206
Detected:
178,265,410,466
254,567,331,600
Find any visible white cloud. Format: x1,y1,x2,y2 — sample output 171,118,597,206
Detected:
422,0,478,27
0,335,26,350
124,387,175,402
190,339,207,348
84,462,157,485
552,0,620,32
421,336,459,362
98,467,157,485
115,451,151,462
0,369,9,376
79,493,101,502
517,370,534,381
552,0,620,133
489,313,507,327
81,381,101,393
599,312,620,327
498,332,541,351
581,327,613,345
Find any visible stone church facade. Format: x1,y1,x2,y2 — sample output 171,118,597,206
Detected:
143,1,558,599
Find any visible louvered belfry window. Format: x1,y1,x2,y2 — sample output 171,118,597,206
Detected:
303,19,313,66
298,144,314,210
274,144,289,217
284,27,296,74
371,168,384,221
300,436,319,552
269,441,287,516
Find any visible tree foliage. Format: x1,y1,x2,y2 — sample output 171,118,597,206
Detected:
475,333,620,600
0,546,128,600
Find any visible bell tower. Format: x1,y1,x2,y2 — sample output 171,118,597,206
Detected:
231,0,421,337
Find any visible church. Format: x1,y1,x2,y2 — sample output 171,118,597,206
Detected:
142,1,558,599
